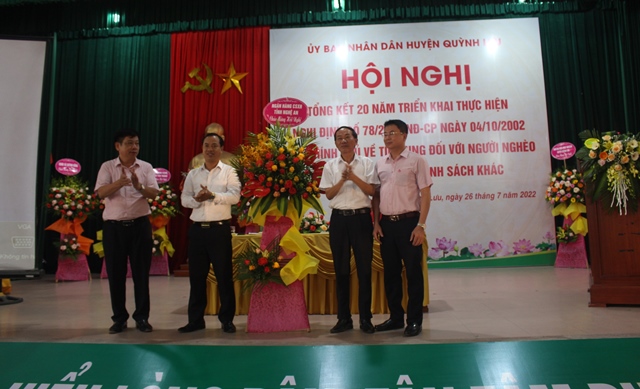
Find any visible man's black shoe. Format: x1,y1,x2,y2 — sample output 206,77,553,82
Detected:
330,318,354,333
403,323,422,337
135,320,153,332
375,318,404,332
222,321,236,333
178,322,205,333
108,321,127,334
359,319,375,334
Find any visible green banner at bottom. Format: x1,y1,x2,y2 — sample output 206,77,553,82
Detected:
1,339,639,389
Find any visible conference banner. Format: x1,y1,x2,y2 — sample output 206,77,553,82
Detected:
270,18,556,267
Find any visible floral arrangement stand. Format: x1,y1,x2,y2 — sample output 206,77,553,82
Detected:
232,124,325,332
246,215,310,333
56,254,91,282
545,167,589,268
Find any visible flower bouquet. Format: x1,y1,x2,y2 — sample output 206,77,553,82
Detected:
148,183,180,227
555,225,578,244
545,168,585,206
299,211,329,233
54,235,82,260
544,167,588,240
45,176,103,256
147,183,179,257
575,130,640,214
232,124,325,220
45,176,102,221
233,236,283,291
231,124,324,287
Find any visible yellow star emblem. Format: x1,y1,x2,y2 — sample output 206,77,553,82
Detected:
216,62,248,94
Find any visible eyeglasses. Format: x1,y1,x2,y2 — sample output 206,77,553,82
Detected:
336,136,354,142
382,131,399,138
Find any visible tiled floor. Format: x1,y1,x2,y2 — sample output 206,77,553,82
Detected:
2,266,639,345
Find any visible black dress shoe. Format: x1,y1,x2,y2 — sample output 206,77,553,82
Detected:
403,323,422,337
135,320,153,332
178,322,206,333
330,318,354,333
359,319,375,334
108,322,127,334
222,321,236,333
375,318,404,332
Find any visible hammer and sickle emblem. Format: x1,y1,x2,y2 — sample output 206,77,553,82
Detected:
181,63,214,93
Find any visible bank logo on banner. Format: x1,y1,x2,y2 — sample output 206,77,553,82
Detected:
269,18,556,267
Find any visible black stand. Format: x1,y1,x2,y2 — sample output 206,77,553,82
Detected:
0,292,23,305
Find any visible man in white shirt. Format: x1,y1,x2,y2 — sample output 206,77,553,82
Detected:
319,126,379,334
179,133,241,334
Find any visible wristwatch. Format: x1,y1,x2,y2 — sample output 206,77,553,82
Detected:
138,184,145,192
417,223,426,230
209,191,216,201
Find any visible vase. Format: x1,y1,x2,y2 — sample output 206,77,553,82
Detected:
56,254,91,282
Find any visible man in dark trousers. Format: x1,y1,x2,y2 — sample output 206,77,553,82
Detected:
320,125,379,334
95,129,159,334
373,119,432,337
179,132,241,334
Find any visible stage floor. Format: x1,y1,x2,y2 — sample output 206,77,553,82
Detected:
1,267,639,385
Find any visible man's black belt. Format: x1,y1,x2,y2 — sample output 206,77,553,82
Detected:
194,220,230,228
381,211,420,222
107,216,146,227
333,208,371,216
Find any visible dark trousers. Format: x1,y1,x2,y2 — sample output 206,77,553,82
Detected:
187,223,235,324
329,211,373,321
379,216,424,325
103,216,153,323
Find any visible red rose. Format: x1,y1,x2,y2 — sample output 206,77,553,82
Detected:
310,225,316,231
244,259,250,265
264,267,271,273
257,257,268,266
289,187,297,195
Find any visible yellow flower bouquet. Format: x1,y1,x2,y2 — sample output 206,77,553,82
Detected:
576,130,640,214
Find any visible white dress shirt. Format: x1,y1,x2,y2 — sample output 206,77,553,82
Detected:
181,162,241,222
319,154,379,210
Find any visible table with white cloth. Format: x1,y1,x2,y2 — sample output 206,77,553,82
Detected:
205,232,429,315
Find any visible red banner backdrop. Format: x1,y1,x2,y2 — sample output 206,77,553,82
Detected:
168,27,270,269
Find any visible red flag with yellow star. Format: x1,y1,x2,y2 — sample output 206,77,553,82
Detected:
168,27,270,269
